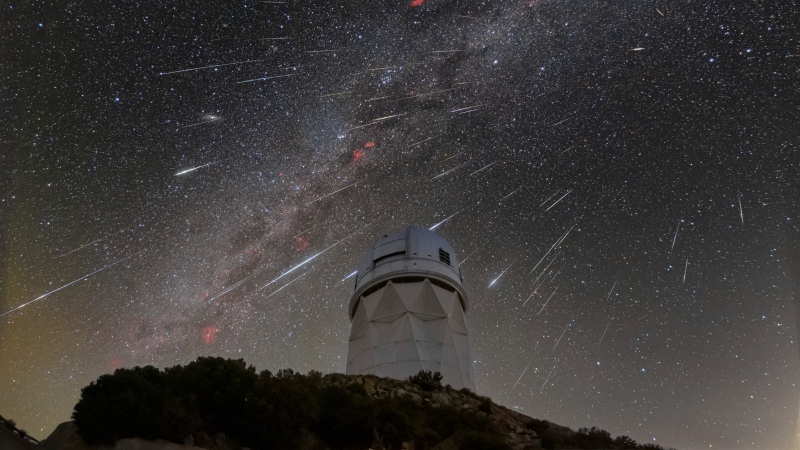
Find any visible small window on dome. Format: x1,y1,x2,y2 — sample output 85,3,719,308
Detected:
439,248,451,265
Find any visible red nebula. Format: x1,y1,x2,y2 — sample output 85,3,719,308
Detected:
295,236,310,251
201,325,219,345
353,148,365,162
364,141,375,148
105,357,124,373
409,0,425,7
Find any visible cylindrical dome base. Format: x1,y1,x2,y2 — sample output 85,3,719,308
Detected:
346,277,475,391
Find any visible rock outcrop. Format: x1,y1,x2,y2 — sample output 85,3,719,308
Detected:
337,374,540,450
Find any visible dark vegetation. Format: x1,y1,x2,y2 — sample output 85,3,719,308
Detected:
72,357,510,450
407,370,443,392
72,357,673,450
526,419,673,450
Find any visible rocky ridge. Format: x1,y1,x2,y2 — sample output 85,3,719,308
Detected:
34,372,541,450
331,373,540,450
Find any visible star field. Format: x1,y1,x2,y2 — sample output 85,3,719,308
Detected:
1,1,798,449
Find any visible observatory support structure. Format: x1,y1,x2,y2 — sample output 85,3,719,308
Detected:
346,226,475,391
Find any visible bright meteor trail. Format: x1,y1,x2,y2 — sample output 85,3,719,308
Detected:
488,260,515,287
429,209,463,230
175,160,223,176
306,181,359,204
1,255,134,318
512,361,532,390
158,59,264,75
256,225,369,291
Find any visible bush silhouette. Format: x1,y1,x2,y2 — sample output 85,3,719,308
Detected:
72,365,165,444
72,358,511,450
408,370,443,392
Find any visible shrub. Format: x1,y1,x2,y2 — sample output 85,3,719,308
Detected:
408,370,443,392
614,435,639,449
72,365,165,445
478,397,492,414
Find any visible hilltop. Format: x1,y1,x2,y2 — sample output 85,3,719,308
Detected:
9,357,673,450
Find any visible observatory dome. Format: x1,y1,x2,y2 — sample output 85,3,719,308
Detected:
346,226,475,390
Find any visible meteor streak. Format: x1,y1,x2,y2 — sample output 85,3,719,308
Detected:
530,225,575,274
306,181,359,204
683,257,689,284
450,104,484,113
500,186,522,201
738,193,744,224
539,190,561,207
512,361,532,390
341,270,358,282
522,278,548,307
175,160,222,176
541,358,560,392
597,319,612,348
439,152,464,163
545,189,573,211
611,185,626,201
456,108,482,115
236,73,298,84
531,252,560,286
371,113,407,122
429,209,463,230
181,116,221,128
293,225,317,239
604,281,617,303
207,274,255,303
555,223,576,246
392,86,469,102
549,264,564,283
345,122,382,132
488,261,516,287
256,225,369,291
57,238,102,258
408,134,443,148
321,90,353,98
1,255,134,318
158,59,264,75
432,161,470,179
460,249,478,265
553,320,572,351
671,221,681,251
264,272,308,299
345,114,407,132
537,284,560,315
469,160,499,176
551,115,574,127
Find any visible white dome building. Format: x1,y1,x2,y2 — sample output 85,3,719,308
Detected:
346,226,475,391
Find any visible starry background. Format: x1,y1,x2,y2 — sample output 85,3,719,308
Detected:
1,0,798,448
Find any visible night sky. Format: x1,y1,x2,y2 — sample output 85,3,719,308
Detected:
2,1,798,448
